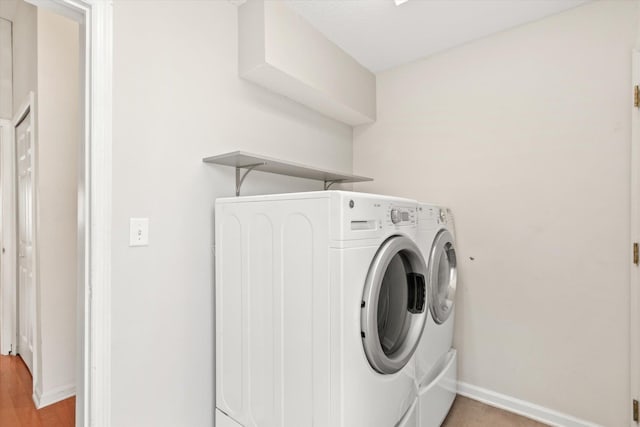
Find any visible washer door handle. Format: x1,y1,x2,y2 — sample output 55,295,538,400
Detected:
406,272,426,314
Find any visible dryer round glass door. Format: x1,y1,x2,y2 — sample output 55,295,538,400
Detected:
361,236,428,375
428,229,457,324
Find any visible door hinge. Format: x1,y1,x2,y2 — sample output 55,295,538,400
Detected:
634,243,639,265
634,85,639,108
633,399,638,422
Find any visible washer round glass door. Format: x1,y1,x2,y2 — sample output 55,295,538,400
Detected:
428,229,457,324
361,236,428,375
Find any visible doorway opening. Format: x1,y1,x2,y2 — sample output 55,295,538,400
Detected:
0,0,112,426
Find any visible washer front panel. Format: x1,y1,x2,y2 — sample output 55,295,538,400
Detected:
361,235,428,375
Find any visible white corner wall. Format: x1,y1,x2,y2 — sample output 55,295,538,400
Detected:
353,1,637,426
238,0,376,126
35,7,79,405
111,1,352,426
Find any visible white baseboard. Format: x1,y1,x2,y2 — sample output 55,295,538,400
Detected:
33,383,76,409
457,381,602,427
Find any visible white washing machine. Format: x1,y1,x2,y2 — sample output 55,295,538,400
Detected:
214,191,432,427
415,204,458,427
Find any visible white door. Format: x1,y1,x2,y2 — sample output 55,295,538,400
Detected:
15,111,34,374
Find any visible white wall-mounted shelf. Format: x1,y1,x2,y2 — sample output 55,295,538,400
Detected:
203,151,373,196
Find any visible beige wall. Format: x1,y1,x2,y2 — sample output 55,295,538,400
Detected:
111,1,352,425
10,0,35,113
35,8,79,403
353,1,637,425
0,18,12,119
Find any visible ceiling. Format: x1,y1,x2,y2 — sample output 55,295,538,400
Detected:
283,0,590,72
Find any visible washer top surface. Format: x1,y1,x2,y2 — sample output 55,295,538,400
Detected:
216,189,417,205
217,191,422,243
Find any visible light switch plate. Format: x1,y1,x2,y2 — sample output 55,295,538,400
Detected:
129,218,149,246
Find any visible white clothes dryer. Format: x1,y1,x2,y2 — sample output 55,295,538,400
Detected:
415,204,458,427
214,191,431,427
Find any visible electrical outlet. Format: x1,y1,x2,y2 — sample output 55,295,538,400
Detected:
129,218,149,246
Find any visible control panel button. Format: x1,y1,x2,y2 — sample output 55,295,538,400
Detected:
439,209,447,224
390,209,401,224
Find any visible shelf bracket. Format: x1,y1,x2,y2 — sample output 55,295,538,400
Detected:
236,162,266,196
324,179,343,190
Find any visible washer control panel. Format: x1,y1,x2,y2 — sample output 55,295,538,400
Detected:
387,205,415,227
345,197,418,236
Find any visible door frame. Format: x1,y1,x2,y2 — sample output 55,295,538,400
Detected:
0,118,14,357
0,1,113,426
630,48,640,427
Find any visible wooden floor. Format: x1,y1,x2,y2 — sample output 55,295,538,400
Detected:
0,355,74,427
442,396,549,427
0,353,548,427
